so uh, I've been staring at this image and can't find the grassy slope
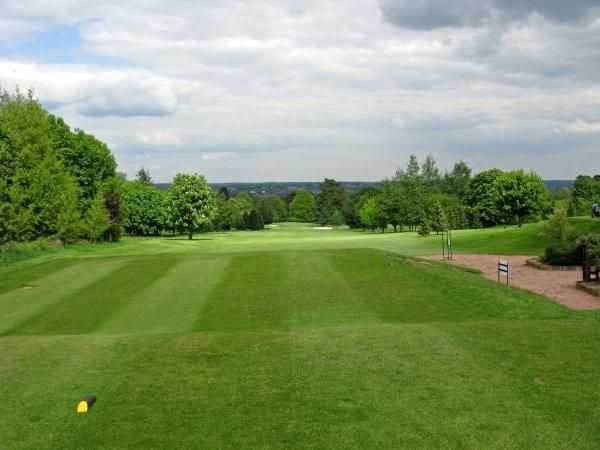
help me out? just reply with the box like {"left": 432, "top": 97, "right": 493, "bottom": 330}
{"left": 2, "top": 222, "right": 600, "bottom": 449}
{"left": 3, "top": 217, "right": 596, "bottom": 268}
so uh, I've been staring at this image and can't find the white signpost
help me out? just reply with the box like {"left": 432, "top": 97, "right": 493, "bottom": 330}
{"left": 498, "top": 260, "right": 510, "bottom": 285}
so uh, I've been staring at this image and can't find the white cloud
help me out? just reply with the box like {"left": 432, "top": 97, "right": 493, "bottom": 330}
{"left": 0, "top": 0, "right": 599, "bottom": 181}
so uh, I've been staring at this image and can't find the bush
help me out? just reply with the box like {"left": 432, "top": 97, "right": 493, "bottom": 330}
{"left": 543, "top": 241, "right": 584, "bottom": 266}
{"left": 578, "top": 234, "right": 600, "bottom": 267}
{"left": 544, "top": 208, "right": 576, "bottom": 243}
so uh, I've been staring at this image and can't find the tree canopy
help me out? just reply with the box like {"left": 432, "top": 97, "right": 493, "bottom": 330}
{"left": 166, "top": 173, "right": 216, "bottom": 240}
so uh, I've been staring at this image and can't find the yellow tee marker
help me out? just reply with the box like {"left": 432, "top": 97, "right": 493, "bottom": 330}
{"left": 76, "top": 395, "right": 97, "bottom": 414}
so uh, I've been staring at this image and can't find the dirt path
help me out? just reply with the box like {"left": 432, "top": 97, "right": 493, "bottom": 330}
{"left": 427, "top": 254, "right": 600, "bottom": 311}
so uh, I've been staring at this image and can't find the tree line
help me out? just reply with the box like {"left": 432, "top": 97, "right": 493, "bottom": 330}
{"left": 1, "top": 89, "right": 559, "bottom": 245}
{"left": 0, "top": 89, "right": 121, "bottom": 245}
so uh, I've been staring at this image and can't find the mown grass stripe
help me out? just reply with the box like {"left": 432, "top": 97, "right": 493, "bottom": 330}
{"left": 0, "top": 258, "right": 78, "bottom": 295}
{"left": 0, "top": 258, "right": 128, "bottom": 335}
{"left": 195, "top": 253, "right": 287, "bottom": 331}
{"left": 99, "top": 255, "right": 231, "bottom": 334}
{"left": 281, "top": 251, "right": 378, "bottom": 328}
{"left": 6, "top": 256, "right": 181, "bottom": 336}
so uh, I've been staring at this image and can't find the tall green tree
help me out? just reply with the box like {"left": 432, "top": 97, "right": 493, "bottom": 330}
{"left": 244, "top": 209, "right": 264, "bottom": 231}
{"left": 421, "top": 155, "right": 441, "bottom": 192}
{"left": 51, "top": 124, "right": 117, "bottom": 205}
{"left": 167, "top": 174, "right": 216, "bottom": 240}
{"left": 443, "top": 161, "right": 472, "bottom": 199}
{"left": 56, "top": 182, "right": 82, "bottom": 245}
{"left": 359, "top": 196, "right": 387, "bottom": 231}
{"left": 466, "top": 169, "right": 503, "bottom": 226}
{"left": 85, "top": 193, "right": 110, "bottom": 243}
{"left": 495, "top": 171, "right": 552, "bottom": 225}
{"left": 122, "top": 181, "right": 166, "bottom": 236}
{"left": 136, "top": 167, "right": 153, "bottom": 185}
{"left": 0, "top": 89, "right": 121, "bottom": 243}
{"left": 430, "top": 201, "right": 447, "bottom": 234}
{"left": 317, "top": 179, "right": 347, "bottom": 225}
{"left": 289, "top": 191, "right": 316, "bottom": 222}
{"left": 569, "top": 175, "right": 600, "bottom": 216}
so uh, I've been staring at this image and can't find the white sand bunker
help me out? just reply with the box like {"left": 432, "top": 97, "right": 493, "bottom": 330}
{"left": 314, "top": 226, "right": 333, "bottom": 230}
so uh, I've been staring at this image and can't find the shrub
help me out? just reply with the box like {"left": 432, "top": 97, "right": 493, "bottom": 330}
{"left": 543, "top": 241, "right": 584, "bottom": 266}
{"left": 578, "top": 234, "right": 600, "bottom": 267}
{"left": 544, "top": 208, "right": 576, "bottom": 243}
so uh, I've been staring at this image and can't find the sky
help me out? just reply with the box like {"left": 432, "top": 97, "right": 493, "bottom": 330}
{"left": 1, "top": 1, "right": 600, "bottom": 182}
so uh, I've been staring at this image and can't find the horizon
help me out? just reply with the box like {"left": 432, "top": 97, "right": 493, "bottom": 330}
{"left": 2, "top": 1, "right": 600, "bottom": 181}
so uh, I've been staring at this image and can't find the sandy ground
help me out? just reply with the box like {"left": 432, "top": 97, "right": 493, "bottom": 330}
{"left": 427, "top": 254, "right": 600, "bottom": 311}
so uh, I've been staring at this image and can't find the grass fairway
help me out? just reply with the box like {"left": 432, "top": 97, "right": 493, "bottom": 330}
{"left": 2, "top": 224, "right": 600, "bottom": 449}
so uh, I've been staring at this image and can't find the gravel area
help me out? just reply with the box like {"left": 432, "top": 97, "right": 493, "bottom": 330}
{"left": 429, "top": 254, "right": 600, "bottom": 311}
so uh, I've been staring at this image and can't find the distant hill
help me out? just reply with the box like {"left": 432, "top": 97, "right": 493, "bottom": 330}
{"left": 155, "top": 181, "right": 380, "bottom": 196}
{"left": 544, "top": 180, "right": 573, "bottom": 192}
{"left": 155, "top": 180, "right": 573, "bottom": 195}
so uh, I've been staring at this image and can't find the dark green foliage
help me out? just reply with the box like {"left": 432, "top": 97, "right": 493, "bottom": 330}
{"left": 244, "top": 209, "right": 264, "bottom": 230}
{"left": 542, "top": 209, "right": 585, "bottom": 266}
{"left": 430, "top": 201, "right": 447, "bottom": 233}
{"left": 578, "top": 234, "right": 600, "bottom": 267}
{"left": 443, "top": 161, "right": 472, "bottom": 199}
{"left": 218, "top": 186, "right": 230, "bottom": 200}
{"left": 421, "top": 154, "right": 441, "bottom": 192}
{"left": 102, "top": 180, "right": 123, "bottom": 242}
{"left": 289, "top": 191, "right": 316, "bottom": 222}
{"left": 257, "top": 195, "right": 287, "bottom": 224}
{"left": 418, "top": 219, "right": 432, "bottom": 236}
{"left": 543, "top": 242, "right": 583, "bottom": 266}
{"left": 317, "top": 178, "right": 348, "bottom": 225}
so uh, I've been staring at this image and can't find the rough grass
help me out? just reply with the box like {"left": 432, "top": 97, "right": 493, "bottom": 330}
{"left": 2, "top": 224, "right": 600, "bottom": 449}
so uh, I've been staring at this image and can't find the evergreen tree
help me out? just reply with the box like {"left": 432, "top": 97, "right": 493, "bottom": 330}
{"left": 430, "top": 201, "right": 447, "bottom": 234}
{"left": 245, "top": 209, "right": 264, "bottom": 231}
{"left": 136, "top": 167, "right": 153, "bottom": 185}
{"left": 317, "top": 179, "right": 348, "bottom": 225}
{"left": 422, "top": 155, "right": 441, "bottom": 192}
{"left": 418, "top": 220, "right": 432, "bottom": 236}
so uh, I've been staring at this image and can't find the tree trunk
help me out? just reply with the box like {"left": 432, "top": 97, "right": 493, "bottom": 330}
{"left": 188, "top": 230, "right": 193, "bottom": 240}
